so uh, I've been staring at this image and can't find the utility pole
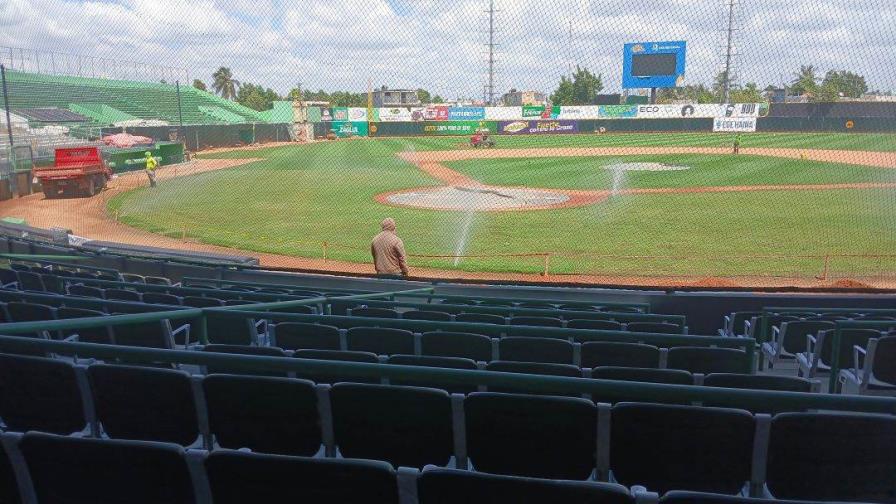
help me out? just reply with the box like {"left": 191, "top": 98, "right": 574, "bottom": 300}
{"left": 721, "top": 0, "right": 738, "bottom": 103}
{"left": 485, "top": 0, "right": 498, "bottom": 106}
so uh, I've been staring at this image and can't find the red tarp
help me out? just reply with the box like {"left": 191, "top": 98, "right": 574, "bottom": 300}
{"left": 102, "top": 133, "right": 154, "bottom": 148}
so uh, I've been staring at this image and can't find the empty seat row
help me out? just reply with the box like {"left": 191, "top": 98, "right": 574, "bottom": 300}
{"left": 4, "top": 434, "right": 794, "bottom": 504}
{"left": 722, "top": 310, "right": 896, "bottom": 338}
{"left": 436, "top": 296, "right": 645, "bottom": 312}
{"left": 0, "top": 356, "right": 890, "bottom": 501}
{"left": 350, "top": 307, "right": 683, "bottom": 333}
{"left": 262, "top": 324, "right": 752, "bottom": 373}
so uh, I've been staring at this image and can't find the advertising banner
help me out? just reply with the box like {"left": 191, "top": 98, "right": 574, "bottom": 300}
{"left": 329, "top": 107, "right": 350, "bottom": 121}
{"left": 522, "top": 105, "right": 545, "bottom": 118}
{"left": 558, "top": 106, "right": 601, "bottom": 120}
{"left": 712, "top": 117, "right": 757, "bottom": 132}
{"left": 484, "top": 107, "right": 521, "bottom": 120}
{"left": 422, "top": 121, "right": 495, "bottom": 136}
{"left": 598, "top": 105, "right": 639, "bottom": 119}
{"left": 422, "top": 105, "right": 449, "bottom": 121}
{"left": 330, "top": 121, "right": 369, "bottom": 137}
{"left": 376, "top": 107, "right": 425, "bottom": 122}
{"left": 347, "top": 107, "right": 368, "bottom": 122}
{"left": 498, "top": 120, "right": 578, "bottom": 135}
{"left": 448, "top": 107, "right": 486, "bottom": 121}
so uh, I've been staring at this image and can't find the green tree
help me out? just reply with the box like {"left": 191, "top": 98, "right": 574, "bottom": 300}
{"left": 192, "top": 79, "right": 207, "bottom": 92}
{"left": 791, "top": 65, "right": 818, "bottom": 98}
{"left": 821, "top": 70, "right": 868, "bottom": 99}
{"left": 431, "top": 95, "right": 444, "bottom": 103}
{"left": 211, "top": 67, "right": 240, "bottom": 100}
{"left": 729, "top": 82, "right": 763, "bottom": 103}
{"left": 550, "top": 66, "right": 603, "bottom": 105}
{"left": 416, "top": 88, "right": 432, "bottom": 104}
{"left": 656, "top": 84, "right": 716, "bottom": 104}
{"left": 236, "top": 83, "right": 281, "bottom": 111}
{"left": 816, "top": 79, "right": 842, "bottom": 102}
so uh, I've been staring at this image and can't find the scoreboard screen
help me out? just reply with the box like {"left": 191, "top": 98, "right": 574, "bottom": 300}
{"left": 631, "top": 53, "right": 678, "bottom": 77}
{"left": 622, "top": 41, "right": 687, "bottom": 89}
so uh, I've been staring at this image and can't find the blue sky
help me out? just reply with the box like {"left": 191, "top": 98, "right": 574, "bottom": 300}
{"left": 1, "top": 0, "right": 894, "bottom": 97}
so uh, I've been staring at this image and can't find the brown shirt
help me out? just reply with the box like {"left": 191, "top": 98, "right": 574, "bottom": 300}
{"left": 371, "top": 231, "right": 409, "bottom": 275}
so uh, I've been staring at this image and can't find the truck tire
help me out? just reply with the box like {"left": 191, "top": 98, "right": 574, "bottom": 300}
{"left": 42, "top": 182, "right": 57, "bottom": 199}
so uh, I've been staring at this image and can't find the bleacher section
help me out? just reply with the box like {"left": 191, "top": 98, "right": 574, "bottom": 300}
{"left": 3, "top": 70, "right": 268, "bottom": 126}
{"left": 0, "top": 259, "right": 895, "bottom": 502}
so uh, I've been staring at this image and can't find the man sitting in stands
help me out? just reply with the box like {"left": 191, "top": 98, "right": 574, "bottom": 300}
{"left": 371, "top": 217, "right": 409, "bottom": 278}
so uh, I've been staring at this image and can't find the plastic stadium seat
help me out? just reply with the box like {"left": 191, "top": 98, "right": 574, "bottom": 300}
{"left": 104, "top": 288, "right": 142, "bottom": 302}
{"left": 56, "top": 307, "right": 113, "bottom": 344}
{"left": 141, "top": 292, "right": 182, "bottom": 305}
{"left": 346, "top": 327, "right": 415, "bottom": 355}
{"left": 456, "top": 312, "right": 506, "bottom": 325}
{"left": 87, "top": 364, "right": 200, "bottom": 446}
{"left": 516, "top": 302, "right": 558, "bottom": 310}
{"left": 5, "top": 301, "right": 56, "bottom": 325}
{"left": 0, "top": 442, "right": 20, "bottom": 504}
{"left": 591, "top": 366, "right": 694, "bottom": 385}
{"left": 610, "top": 403, "right": 755, "bottom": 495}
{"left": 721, "top": 311, "right": 763, "bottom": 337}
{"left": 762, "top": 320, "right": 836, "bottom": 369}
{"left": 120, "top": 273, "right": 145, "bottom": 283}
{"left": 350, "top": 307, "right": 399, "bottom": 319}
{"left": 67, "top": 284, "right": 105, "bottom": 299}
{"left": 566, "top": 319, "right": 624, "bottom": 331}
{"left": 0, "top": 354, "right": 87, "bottom": 435}
{"left": 15, "top": 271, "right": 45, "bottom": 292}
{"left": 580, "top": 341, "right": 661, "bottom": 369}
{"left": 39, "top": 273, "right": 66, "bottom": 294}
{"left": 464, "top": 392, "right": 597, "bottom": 479}
{"left": 271, "top": 322, "right": 341, "bottom": 350}
{"left": 203, "top": 375, "right": 322, "bottom": 456}
{"left": 559, "top": 303, "right": 600, "bottom": 312}
{"left": 660, "top": 491, "right": 821, "bottom": 504}
{"left": 387, "top": 355, "right": 479, "bottom": 394}
{"left": 330, "top": 383, "right": 454, "bottom": 468}
{"left": 498, "top": 337, "right": 574, "bottom": 365}
{"left": 293, "top": 349, "right": 381, "bottom": 384}
{"left": 205, "top": 450, "right": 399, "bottom": 504}
{"left": 111, "top": 320, "right": 177, "bottom": 351}
{"left": 0, "top": 268, "right": 18, "bottom": 287}
{"left": 484, "top": 361, "right": 582, "bottom": 396}
{"left": 703, "top": 373, "right": 813, "bottom": 393}
{"left": 766, "top": 412, "right": 896, "bottom": 502}
{"left": 421, "top": 331, "right": 493, "bottom": 361}
{"left": 666, "top": 347, "right": 751, "bottom": 374}
{"left": 797, "top": 328, "right": 880, "bottom": 379}
{"left": 205, "top": 313, "right": 261, "bottom": 346}
{"left": 181, "top": 296, "right": 224, "bottom": 308}
{"left": 417, "top": 468, "right": 635, "bottom": 504}
{"left": 509, "top": 316, "right": 563, "bottom": 327}
{"left": 144, "top": 276, "right": 172, "bottom": 286}
{"left": 19, "top": 432, "right": 194, "bottom": 504}
{"left": 269, "top": 303, "right": 315, "bottom": 314}
{"left": 402, "top": 309, "right": 452, "bottom": 321}
{"left": 625, "top": 321, "right": 682, "bottom": 334}
{"left": 839, "top": 336, "right": 896, "bottom": 394}
{"left": 203, "top": 344, "right": 288, "bottom": 377}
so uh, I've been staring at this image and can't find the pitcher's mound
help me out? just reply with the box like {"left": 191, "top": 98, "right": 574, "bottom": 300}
{"left": 604, "top": 162, "right": 690, "bottom": 171}
{"left": 384, "top": 185, "right": 571, "bottom": 211}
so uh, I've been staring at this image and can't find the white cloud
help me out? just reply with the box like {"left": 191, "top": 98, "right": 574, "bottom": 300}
{"left": 0, "top": 0, "right": 894, "bottom": 97}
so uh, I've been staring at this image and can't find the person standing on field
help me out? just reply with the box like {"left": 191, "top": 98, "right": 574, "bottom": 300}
{"left": 144, "top": 151, "right": 158, "bottom": 187}
{"left": 733, "top": 133, "right": 742, "bottom": 154}
{"left": 371, "top": 218, "right": 409, "bottom": 278}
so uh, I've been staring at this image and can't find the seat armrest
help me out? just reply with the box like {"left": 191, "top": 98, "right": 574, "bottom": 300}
{"left": 853, "top": 344, "right": 867, "bottom": 375}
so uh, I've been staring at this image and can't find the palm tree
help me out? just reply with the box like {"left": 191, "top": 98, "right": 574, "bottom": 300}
{"left": 791, "top": 65, "right": 817, "bottom": 98}
{"left": 211, "top": 67, "right": 240, "bottom": 100}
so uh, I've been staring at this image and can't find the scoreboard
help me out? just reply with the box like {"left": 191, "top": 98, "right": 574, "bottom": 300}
{"left": 622, "top": 41, "right": 687, "bottom": 89}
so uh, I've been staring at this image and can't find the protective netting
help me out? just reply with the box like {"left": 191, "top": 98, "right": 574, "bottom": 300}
{"left": 1, "top": 0, "right": 895, "bottom": 288}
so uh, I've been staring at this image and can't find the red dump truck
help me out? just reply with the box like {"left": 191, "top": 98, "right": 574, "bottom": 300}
{"left": 35, "top": 146, "right": 113, "bottom": 198}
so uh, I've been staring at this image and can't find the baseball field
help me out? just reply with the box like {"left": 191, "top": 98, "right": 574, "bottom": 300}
{"left": 107, "top": 132, "right": 896, "bottom": 286}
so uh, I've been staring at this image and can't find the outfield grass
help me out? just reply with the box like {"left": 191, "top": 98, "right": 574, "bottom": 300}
{"left": 110, "top": 133, "right": 896, "bottom": 278}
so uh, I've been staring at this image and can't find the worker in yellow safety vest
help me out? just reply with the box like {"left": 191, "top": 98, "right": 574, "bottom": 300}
{"left": 144, "top": 151, "right": 158, "bottom": 187}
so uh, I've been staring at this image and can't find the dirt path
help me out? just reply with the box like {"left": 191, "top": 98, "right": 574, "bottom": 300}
{"left": 3, "top": 145, "right": 896, "bottom": 289}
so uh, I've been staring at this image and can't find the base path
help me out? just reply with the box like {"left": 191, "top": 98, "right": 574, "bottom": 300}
{"left": 2, "top": 146, "right": 895, "bottom": 289}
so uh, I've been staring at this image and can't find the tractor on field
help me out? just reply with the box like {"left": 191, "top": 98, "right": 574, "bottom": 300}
{"left": 469, "top": 129, "right": 495, "bottom": 148}
{"left": 34, "top": 146, "right": 112, "bottom": 198}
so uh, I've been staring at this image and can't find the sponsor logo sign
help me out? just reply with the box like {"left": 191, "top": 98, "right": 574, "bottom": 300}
{"left": 598, "top": 105, "right": 639, "bottom": 119}
{"left": 422, "top": 121, "right": 493, "bottom": 136}
{"left": 522, "top": 105, "right": 545, "bottom": 118}
{"left": 712, "top": 117, "right": 757, "bottom": 132}
{"left": 448, "top": 107, "right": 485, "bottom": 120}
{"left": 329, "top": 121, "right": 369, "bottom": 137}
{"left": 498, "top": 120, "right": 578, "bottom": 135}
{"left": 423, "top": 106, "right": 449, "bottom": 121}
{"left": 348, "top": 107, "right": 368, "bottom": 121}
